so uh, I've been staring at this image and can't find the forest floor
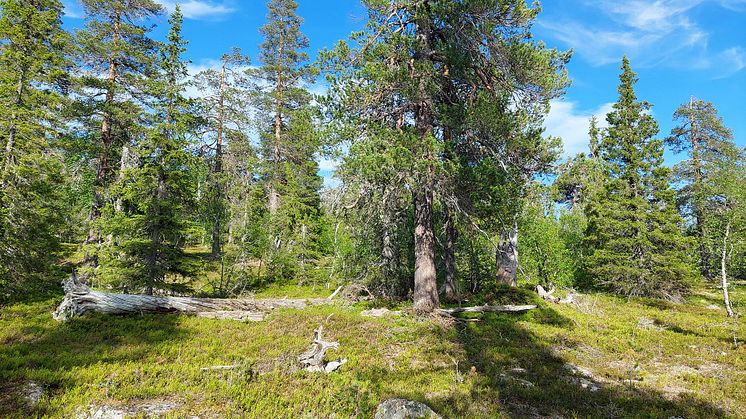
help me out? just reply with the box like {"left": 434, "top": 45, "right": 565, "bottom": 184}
{"left": 0, "top": 259, "right": 744, "bottom": 418}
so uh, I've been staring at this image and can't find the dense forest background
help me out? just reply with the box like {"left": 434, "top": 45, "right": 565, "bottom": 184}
{"left": 1, "top": 0, "right": 744, "bottom": 315}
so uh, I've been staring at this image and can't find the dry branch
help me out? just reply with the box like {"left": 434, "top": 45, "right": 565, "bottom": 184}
{"left": 437, "top": 304, "right": 536, "bottom": 315}
{"left": 53, "top": 277, "right": 330, "bottom": 322}
{"left": 298, "top": 325, "right": 347, "bottom": 373}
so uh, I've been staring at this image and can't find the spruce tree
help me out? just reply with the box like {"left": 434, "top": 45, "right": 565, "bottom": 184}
{"left": 0, "top": 0, "right": 69, "bottom": 298}
{"left": 666, "top": 98, "right": 736, "bottom": 279}
{"left": 251, "top": 0, "right": 323, "bottom": 281}
{"left": 584, "top": 57, "right": 695, "bottom": 299}
{"left": 99, "top": 7, "right": 197, "bottom": 294}
{"left": 75, "top": 0, "right": 162, "bottom": 276}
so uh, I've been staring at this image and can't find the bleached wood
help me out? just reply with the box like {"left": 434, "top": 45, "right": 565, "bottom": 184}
{"left": 437, "top": 304, "right": 536, "bottom": 315}
{"left": 53, "top": 277, "right": 329, "bottom": 322}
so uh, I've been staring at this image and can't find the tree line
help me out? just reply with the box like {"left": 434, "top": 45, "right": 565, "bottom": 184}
{"left": 1, "top": 0, "right": 743, "bottom": 315}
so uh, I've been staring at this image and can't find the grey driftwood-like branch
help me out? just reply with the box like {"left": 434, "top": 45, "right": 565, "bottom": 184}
{"left": 436, "top": 304, "right": 537, "bottom": 315}
{"left": 53, "top": 277, "right": 331, "bottom": 322}
{"left": 298, "top": 325, "right": 347, "bottom": 373}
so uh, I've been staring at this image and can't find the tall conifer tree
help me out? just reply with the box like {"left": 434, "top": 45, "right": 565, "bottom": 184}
{"left": 667, "top": 98, "right": 736, "bottom": 278}
{"left": 252, "top": 0, "right": 323, "bottom": 281}
{"left": 0, "top": 0, "right": 68, "bottom": 297}
{"left": 75, "top": 0, "right": 162, "bottom": 275}
{"left": 100, "top": 7, "right": 197, "bottom": 294}
{"left": 584, "top": 57, "right": 694, "bottom": 299}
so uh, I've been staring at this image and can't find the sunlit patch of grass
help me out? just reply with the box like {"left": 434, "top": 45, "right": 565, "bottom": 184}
{"left": 1, "top": 282, "right": 743, "bottom": 417}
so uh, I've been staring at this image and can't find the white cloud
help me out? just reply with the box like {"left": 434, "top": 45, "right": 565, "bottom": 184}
{"left": 544, "top": 100, "right": 614, "bottom": 157}
{"left": 159, "top": 1, "right": 236, "bottom": 20}
{"left": 540, "top": 0, "right": 743, "bottom": 74}
{"left": 62, "top": 0, "right": 236, "bottom": 20}
{"left": 713, "top": 47, "right": 746, "bottom": 78}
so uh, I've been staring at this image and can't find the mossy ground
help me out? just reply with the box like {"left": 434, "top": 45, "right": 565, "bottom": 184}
{"left": 1, "top": 271, "right": 744, "bottom": 417}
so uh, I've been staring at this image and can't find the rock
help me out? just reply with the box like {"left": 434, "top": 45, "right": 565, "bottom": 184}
{"left": 567, "top": 376, "right": 603, "bottom": 392}
{"left": 499, "top": 373, "right": 535, "bottom": 388}
{"left": 341, "top": 284, "right": 374, "bottom": 302}
{"left": 706, "top": 304, "right": 722, "bottom": 311}
{"left": 23, "top": 381, "right": 43, "bottom": 406}
{"left": 374, "top": 399, "right": 441, "bottom": 419}
{"left": 80, "top": 401, "right": 180, "bottom": 419}
{"left": 361, "top": 308, "right": 402, "bottom": 317}
{"left": 563, "top": 363, "right": 594, "bottom": 378}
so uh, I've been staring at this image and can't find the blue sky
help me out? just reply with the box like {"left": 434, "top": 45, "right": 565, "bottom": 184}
{"left": 61, "top": 0, "right": 746, "bottom": 177}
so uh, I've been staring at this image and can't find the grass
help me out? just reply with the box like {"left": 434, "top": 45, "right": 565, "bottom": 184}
{"left": 0, "top": 280, "right": 744, "bottom": 418}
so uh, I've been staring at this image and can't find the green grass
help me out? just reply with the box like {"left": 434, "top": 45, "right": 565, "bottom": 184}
{"left": 1, "top": 283, "right": 744, "bottom": 418}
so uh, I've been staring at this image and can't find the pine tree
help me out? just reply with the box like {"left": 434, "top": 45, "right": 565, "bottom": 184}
{"left": 323, "top": 0, "right": 569, "bottom": 312}
{"left": 0, "top": 0, "right": 69, "bottom": 298}
{"left": 666, "top": 98, "right": 736, "bottom": 279}
{"left": 251, "top": 0, "right": 323, "bottom": 281}
{"left": 75, "top": 0, "right": 162, "bottom": 276}
{"left": 193, "top": 48, "right": 251, "bottom": 259}
{"left": 99, "top": 7, "right": 198, "bottom": 294}
{"left": 584, "top": 57, "right": 695, "bottom": 299}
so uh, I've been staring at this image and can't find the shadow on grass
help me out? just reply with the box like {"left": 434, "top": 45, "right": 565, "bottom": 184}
{"left": 444, "top": 305, "right": 726, "bottom": 418}
{"left": 0, "top": 309, "right": 186, "bottom": 417}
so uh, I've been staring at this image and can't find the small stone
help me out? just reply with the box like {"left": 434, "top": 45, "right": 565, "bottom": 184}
{"left": 23, "top": 381, "right": 43, "bottom": 406}
{"left": 374, "top": 399, "right": 441, "bottom": 419}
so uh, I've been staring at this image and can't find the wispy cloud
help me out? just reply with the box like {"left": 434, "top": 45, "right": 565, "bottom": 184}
{"left": 544, "top": 100, "right": 615, "bottom": 158}
{"left": 62, "top": 0, "right": 236, "bottom": 20}
{"left": 159, "top": 1, "right": 236, "bottom": 20}
{"left": 539, "top": 0, "right": 744, "bottom": 76}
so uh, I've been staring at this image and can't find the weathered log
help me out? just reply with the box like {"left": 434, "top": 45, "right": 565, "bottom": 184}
{"left": 537, "top": 285, "right": 559, "bottom": 303}
{"left": 298, "top": 325, "right": 347, "bottom": 373}
{"left": 437, "top": 304, "right": 536, "bottom": 315}
{"left": 53, "top": 277, "right": 330, "bottom": 322}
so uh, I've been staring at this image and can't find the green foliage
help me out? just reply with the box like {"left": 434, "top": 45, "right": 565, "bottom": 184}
{"left": 0, "top": 0, "right": 69, "bottom": 300}
{"left": 97, "top": 7, "right": 199, "bottom": 293}
{"left": 584, "top": 57, "right": 696, "bottom": 299}
{"left": 518, "top": 187, "right": 578, "bottom": 288}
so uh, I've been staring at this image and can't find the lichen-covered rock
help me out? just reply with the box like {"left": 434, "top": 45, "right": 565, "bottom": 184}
{"left": 374, "top": 399, "right": 441, "bottom": 419}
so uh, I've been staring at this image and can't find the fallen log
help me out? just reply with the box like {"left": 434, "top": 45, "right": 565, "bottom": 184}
{"left": 437, "top": 304, "right": 537, "bottom": 315}
{"left": 53, "top": 277, "right": 330, "bottom": 322}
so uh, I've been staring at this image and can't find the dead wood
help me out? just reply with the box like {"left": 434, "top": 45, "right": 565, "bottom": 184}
{"left": 53, "top": 276, "right": 330, "bottom": 322}
{"left": 437, "top": 304, "right": 537, "bottom": 315}
{"left": 297, "top": 325, "right": 347, "bottom": 373}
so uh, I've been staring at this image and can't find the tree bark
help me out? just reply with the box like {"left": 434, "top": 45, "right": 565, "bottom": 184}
{"left": 689, "top": 97, "right": 710, "bottom": 279}
{"left": 721, "top": 219, "right": 734, "bottom": 317}
{"left": 412, "top": 0, "right": 439, "bottom": 314}
{"left": 268, "top": 41, "right": 284, "bottom": 215}
{"left": 442, "top": 208, "right": 458, "bottom": 301}
{"left": 496, "top": 221, "right": 518, "bottom": 287}
{"left": 53, "top": 277, "right": 331, "bottom": 322}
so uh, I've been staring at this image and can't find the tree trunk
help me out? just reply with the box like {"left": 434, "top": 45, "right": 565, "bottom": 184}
{"left": 268, "top": 41, "right": 284, "bottom": 215}
{"left": 442, "top": 208, "right": 458, "bottom": 301}
{"left": 211, "top": 61, "right": 227, "bottom": 258}
{"left": 411, "top": 2, "right": 439, "bottom": 314}
{"left": 496, "top": 221, "right": 518, "bottom": 287}
{"left": 721, "top": 220, "right": 734, "bottom": 317}
{"left": 53, "top": 277, "right": 331, "bottom": 322}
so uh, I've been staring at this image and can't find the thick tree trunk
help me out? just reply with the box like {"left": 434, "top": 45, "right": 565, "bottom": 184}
{"left": 53, "top": 277, "right": 330, "bottom": 322}
{"left": 413, "top": 185, "right": 439, "bottom": 313}
{"left": 496, "top": 221, "right": 518, "bottom": 287}
{"left": 442, "top": 208, "right": 458, "bottom": 301}
{"left": 412, "top": 0, "right": 439, "bottom": 314}
{"left": 721, "top": 220, "right": 734, "bottom": 317}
